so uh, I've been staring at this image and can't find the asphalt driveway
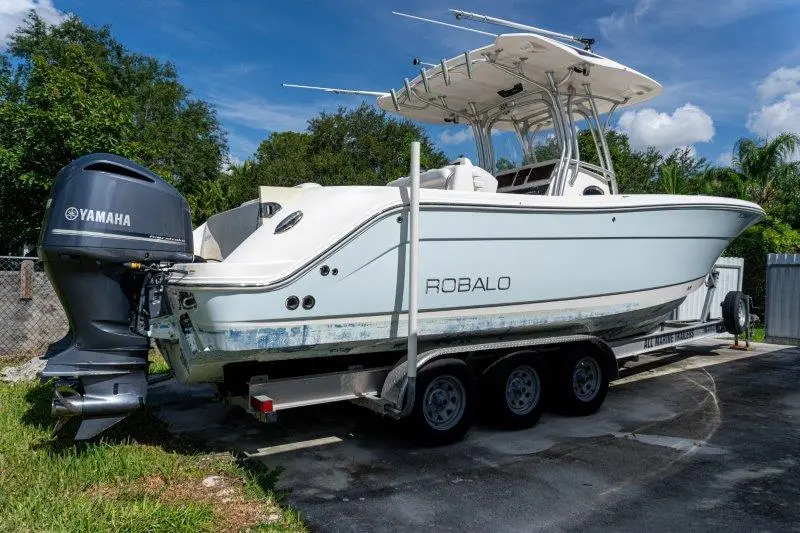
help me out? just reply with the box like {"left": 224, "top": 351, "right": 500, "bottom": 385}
{"left": 152, "top": 339, "right": 800, "bottom": 532}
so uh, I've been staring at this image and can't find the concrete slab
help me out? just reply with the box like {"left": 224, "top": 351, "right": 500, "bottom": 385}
{"left": 151, "top": 339, "right": 800, "bottom": 532}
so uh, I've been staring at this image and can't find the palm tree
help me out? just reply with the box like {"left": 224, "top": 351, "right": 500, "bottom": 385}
{"left": 700, "top": 133, "right": 800, "bottom": 209}
{"left": 657, "top": 162, "right": 688, "bottom": 194}
{"left": 693, "top": 166, "right": 746, "bottom": 198}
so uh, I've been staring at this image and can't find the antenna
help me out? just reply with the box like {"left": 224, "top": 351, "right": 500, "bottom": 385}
{"left": 282, "top": 84, "right": 390, "bottom": 97}
{"left": 449, "top": 9, "right": 595, "bottom": 51}
{"left": 392, "top": 11, "right": 497, "bottom": 37}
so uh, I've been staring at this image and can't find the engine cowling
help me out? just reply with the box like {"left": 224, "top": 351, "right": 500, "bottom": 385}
{"left": 38, "top": 153, "right": 193, "bottom": 439}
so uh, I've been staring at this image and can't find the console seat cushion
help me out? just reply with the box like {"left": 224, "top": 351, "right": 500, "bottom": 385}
{"left": 387, "top": 158, "right": 498, "bottom": 193}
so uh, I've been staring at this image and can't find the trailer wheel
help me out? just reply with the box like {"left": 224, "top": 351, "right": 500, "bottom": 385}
{"left": 484, "top": 354, "right": 546, "bottom": 430}
{"left": 554, "top": 346, "right": 609, "bottom": 416}
{"left": 721, "top": 290, "right": 747, "bottom": 335}
{"left": 406, "top": 358, "right": 474, "bottom": 446}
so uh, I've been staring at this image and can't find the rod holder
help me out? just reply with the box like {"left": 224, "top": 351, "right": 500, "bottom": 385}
{"left": 404, "top": 78, "right": 414, "bottom": 103}
{"left": 420, "top": 68, "right": 430, "bottom": 92}
{"left": 440, "top": 59, "right": 451, "bottom": 85}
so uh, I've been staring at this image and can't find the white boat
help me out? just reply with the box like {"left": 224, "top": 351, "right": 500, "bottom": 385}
{"left": 154, "top": 25, "right": 763, "bottom": 384}
{"left": 39, "top": 10, "right": 763, "bottom": 440}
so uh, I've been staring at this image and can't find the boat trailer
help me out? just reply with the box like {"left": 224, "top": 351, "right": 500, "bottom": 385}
{"left": 215, "top": 145, "right": 750, "bottom": 445}
{"left": 226, "top": 284, "right": 740, "bottom": 425}
{"left": 40, "top": 145, "right": 751, "bottom": 444}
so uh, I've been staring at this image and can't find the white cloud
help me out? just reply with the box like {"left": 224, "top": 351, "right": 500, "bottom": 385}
{"left": 227, "top": 131, "right": 259, "bottom": 160}
{"left": 596, "top": 12, "right": 627, "bottom": 42}
{"left": 595, "top": 2, "right": 786, "bottom": 125}
{"left": 213, "top": 94, "right": 313, "bottom": 132}
{"left": 747, "top": 92, "right": 800, "bottom": 137}
{"left": 212, "top": 92, "right": 354, "bottom": 134}
{"left": 715, "top": 150, "right": 734, "bottom": 167}
{"left": 0, "top": 0, "right": 66, "bottom": 47}
{"left": 616, "top": 103, "right": 715, "bottom": 153}
{"left": 220, "top": 154, "right": 243, "bottom": 174}
{"left": 757, "top": 67, "right": 800, "bottom": 101}
{"left": 597, "top": 0, "right": 654, "bottom": 40}
{"left": 748, "top": 67, "right": 800, "bottom": 138}
{"left": 598, "top": 0, "right": 791, "bottom": 40}
{"left": 439, "top": 128, "right": 472, "bottom": 145}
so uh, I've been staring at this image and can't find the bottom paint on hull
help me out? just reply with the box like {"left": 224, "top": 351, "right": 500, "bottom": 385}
{"left": 159, "top": 278, "right": 702, "bottom": 383}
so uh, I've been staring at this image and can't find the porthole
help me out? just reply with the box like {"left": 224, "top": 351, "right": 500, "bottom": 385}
{"left": 286, "top": 296, "right": 299, "bottom": 310}
{"left": 582, "top": 185, "right": 604, "bottom": 196}
{"left": 302, "top": 295, "right": 316, "bottom": 310}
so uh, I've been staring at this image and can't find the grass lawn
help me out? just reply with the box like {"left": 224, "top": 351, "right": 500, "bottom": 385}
{"left": 149, "top": 349, "right": 171, "bottom": 375}
{"left": 750, "top": 325, "right": 766, "bottom": 342}
{"left": 0, "top": 368, "right": 306, "bottom": 531}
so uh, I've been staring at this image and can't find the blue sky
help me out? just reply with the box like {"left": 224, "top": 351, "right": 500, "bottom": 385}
{"left": 3, "top": 0, "right": 800, "bottom": 167}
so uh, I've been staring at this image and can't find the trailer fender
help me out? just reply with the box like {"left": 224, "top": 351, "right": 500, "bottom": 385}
{"left": 476, "top": 339, "right": 618, "bottom": 381}
{"left": 583, "top": 339, "right": 619, "bottom": 381}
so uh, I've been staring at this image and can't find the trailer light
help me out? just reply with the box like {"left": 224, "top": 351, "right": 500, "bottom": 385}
{"left": 250, "top": 395, "right": 274, "bottom": 413}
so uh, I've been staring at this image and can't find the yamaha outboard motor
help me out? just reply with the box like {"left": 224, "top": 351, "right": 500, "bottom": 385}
{"left": 39, "top": 153, "right": 193, "bottom": 439}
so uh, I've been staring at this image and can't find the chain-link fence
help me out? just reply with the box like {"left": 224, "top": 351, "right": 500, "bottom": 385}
{"left": 0, "top": 256, "right": 68, "bottom": 360}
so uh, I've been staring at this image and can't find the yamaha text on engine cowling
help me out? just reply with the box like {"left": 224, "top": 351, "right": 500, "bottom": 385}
{"left": 39, "top": 153, "right": 193, "bottom": 439}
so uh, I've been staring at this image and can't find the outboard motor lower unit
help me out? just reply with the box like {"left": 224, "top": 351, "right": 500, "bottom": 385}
{"left": 39, "top": 153, "right": 193, "bottom": 439}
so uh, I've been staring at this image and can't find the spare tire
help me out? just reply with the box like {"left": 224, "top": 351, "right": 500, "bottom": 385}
{"left": 722, "top": 291, "right": 748, "bottom": 335}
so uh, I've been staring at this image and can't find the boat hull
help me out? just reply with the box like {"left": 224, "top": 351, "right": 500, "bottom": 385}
{"left": 158, "top": 194, "right": 762, "bottom": 384}
{"left": 159, "top": 277, "right": 703, "bottom": 383}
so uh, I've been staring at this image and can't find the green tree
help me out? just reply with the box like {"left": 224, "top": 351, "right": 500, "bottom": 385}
{"left": 208, "top": 104, "right": 449, "bottom": 217}
{"left": 0, "top": 13, "right": 227, "bottom": 251}
{"left": 662, "top": 147, "right": 707, "bottom": 178}
{"left": 10, "top": 14, "right": 227, "bottom": 194}
{"left": 496, "top": 157, "right": 515, "bottom": 171}
{"left": 188, "top": 160, "right": 262, "bottom": 221}
{"left": 0, "top": 44, "right": 140, "bottom": 248}
{"left": 253, "top": 131, "right": 314, "bottom": 187}
{"left": 196, "top": 104, "right": 449, "bottom": 221}
{"left": 304, "top": 103, "right": 448, "bottom": 186}
{"left": 688, "top": 134, "right": 800, "bottom": 309}
{"left": 725, "top": 216, "right": 800, "bottom": 309}
{"left": 531, "top": 135, "right": 561, "bottom": 163}
{"left": 656, "top": 162, "right": 688, "bottom": 194}
{"left": 699, "top": 134, "right": 800, "bottom": 212}
{"left": 577, "top": 130, "right": 662, "bottom": 193}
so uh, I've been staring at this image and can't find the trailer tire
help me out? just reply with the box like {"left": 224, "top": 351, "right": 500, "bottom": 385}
{"left": 722, "top": 290, "right": 747, "bottom": 335}
{"left": 406, "top": 358, "right": 474, "bottom": 446}
{"left": 483, "top": 353, "right": 546, "bottom": 430}
{"left": 553, "top": 346, "right": 609, "bottom": 416}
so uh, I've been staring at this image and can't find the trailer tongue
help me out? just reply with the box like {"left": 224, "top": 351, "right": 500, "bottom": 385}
{"left": 38, "top": 153, "right": 193, "bottom": 439}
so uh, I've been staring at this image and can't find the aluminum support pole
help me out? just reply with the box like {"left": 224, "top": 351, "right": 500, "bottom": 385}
{"left": 547, "top": 71, "right": 570, "bottom": 195}
{"left": 407, "top": 141, "right": 420, "bottom": 382}
{"left": 584, "top": 83, "right": 617, "bottom": 192}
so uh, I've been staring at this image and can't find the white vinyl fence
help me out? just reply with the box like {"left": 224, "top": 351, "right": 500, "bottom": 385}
{"left": 674, "top": 257, "right": 744, "bottom": 321}
{"left": 765, "top": 253, "right": 800, "bottom": 345}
